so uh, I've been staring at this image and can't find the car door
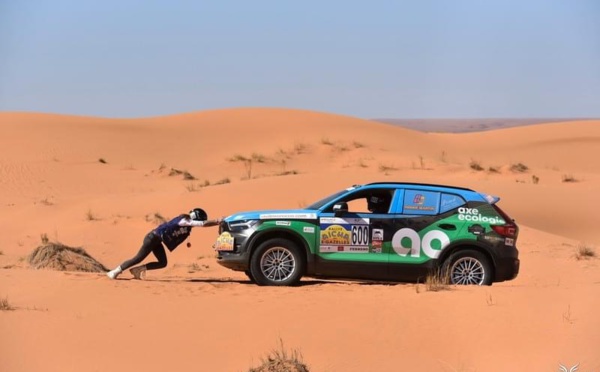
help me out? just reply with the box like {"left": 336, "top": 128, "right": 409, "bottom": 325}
{"left": 387, "top": 189, "right": 467, "bottom": 281}
{"left": 314, "top": 188, "right": 397, "bottom": 281}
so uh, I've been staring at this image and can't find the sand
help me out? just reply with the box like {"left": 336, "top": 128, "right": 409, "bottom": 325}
{"left": 0, "top": 108, "right": 598, "bottom": 372}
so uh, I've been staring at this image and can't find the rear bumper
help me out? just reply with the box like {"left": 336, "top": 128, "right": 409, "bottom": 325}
{"left": 494, "top": 256, "right": 520, "bottom": 282}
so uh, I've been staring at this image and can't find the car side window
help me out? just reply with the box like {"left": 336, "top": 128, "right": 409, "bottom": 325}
{"left": 332, "top": 189, "right": 394, "bottom": 214}
{"left": 440, "top": 193, "right": 466, "bottom": 213}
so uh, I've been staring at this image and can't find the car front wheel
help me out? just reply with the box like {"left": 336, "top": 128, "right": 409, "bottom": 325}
{"left": 443, "top": 249, "right": 493, "bottom": 286}
{"left": 250, "top": 238, "right": 304, "bottom": 286}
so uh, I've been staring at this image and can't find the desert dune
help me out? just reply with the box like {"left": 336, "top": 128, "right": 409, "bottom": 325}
{"left": 0, "top": 108, "right": 598, "bottom": 372}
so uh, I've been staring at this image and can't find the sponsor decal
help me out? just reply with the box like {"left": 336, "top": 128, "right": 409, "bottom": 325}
{"left": 483, "top": 235, "right": 504, "bottom": 243}
{"left": 320, "top": 245, "right": 369, "bottom": 253}
{"left": 320, "top": 217, "right": 369, "bottom": 224}
{"left": 214, "top": 232, "right": 234, "bottom": 251}
{"left": 505, "top": 237, "right": 515, "bottom": 246}
{"left": 392, "top": 228, "right": 450, "bottom": 259}
{"left": 321, "top": 225, "right": 351, "bottom": 245}
{"left": 303, "top": 226, "right": 315, "bottom": 233}
{"left": 372, "top": 228, "right": 384, "bottom": 241}
{"left": 413, "top": 194, "right": 425, "bottom": 204}
{"left": 275, "top": 221, "right": 291, "bottom": 226}
{"left": 259, "top": 213, "right": 317, "bottom": 219}
{"left": 458, "top": 207, "right": 504, "bottom": 224}
{"left": 403, "top": 190, "right": 440, "bottom": 214}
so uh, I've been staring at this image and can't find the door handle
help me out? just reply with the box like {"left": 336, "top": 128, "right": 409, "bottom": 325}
{"left": 438, "top": 223, "right": 456, "bottom": 231}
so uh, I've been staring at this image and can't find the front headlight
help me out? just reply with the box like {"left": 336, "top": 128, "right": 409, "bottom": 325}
{"left": 228, "top": 219, "right": 259, "bottom": 232}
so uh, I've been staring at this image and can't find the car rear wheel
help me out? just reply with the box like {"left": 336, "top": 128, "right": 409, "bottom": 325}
{"left": 250, "top": 238, "right": 304, "bottom": 286}
{"left": 443, "top": 249, "right": 493, "bottom": 286}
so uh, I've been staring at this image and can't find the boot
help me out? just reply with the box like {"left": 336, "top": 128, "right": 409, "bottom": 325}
{"left": 107, "top": 266, "right": 123, "bottom": 279}
{"left": 130, "top": 265, "right": 147, "bottom": 280}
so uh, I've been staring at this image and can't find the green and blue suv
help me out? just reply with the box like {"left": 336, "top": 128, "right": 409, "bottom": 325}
{"left": 214, "top": 182, "right": 520, "bottom": 286}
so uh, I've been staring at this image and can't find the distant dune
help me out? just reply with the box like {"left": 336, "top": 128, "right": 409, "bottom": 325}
{"left": 373, "top": 117, "right": 599, "bottom": 132}
{"left": 0, "top": 108, "right": 598, "bottom": 372}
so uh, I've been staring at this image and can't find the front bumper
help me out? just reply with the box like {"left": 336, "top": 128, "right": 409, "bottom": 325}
{"left": 216, "top": 250, "right": 251, "bottom": 271}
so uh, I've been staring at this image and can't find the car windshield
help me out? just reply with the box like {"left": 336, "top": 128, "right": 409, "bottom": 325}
{"left": 306, "top": 189, "right": 350, "bottom": 210}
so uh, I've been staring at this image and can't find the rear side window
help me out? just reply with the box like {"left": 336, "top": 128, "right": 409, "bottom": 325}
{"left": 440, "top": 193, "right": 466, "bottom": 213}
{"left": 403, "top": 190, "right": 441, "bottom": 215}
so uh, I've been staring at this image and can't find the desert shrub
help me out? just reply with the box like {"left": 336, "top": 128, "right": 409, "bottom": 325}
{"left": 562, "top": 174, "right": 578, "bottom": 183}
{"left": 510, "top": 162, "right": 529, "bottom": 173}
{"left": 378, "top": 164, "right": 398, "bottom": 173}
{"left": 469, "top": 161, "right": 484, "bottom": 171}
{"left": 488, "top": 166, "right": 500, "bottom": 173}
{"left": 86, "top": 209, "right": 98, "bottom": 221}
{"left": 148, "top": 212, "right": 167, "bottom": 225}
{"left": 575, "top": 244, "right": 596, "bottom": 260}
{"left": 28, "top": 242, "right": 108, "bottom": 272}
{"left": 0, "top": 297, "right": 14, "bottom": 311}
{"left": 532, "top": 175, "right": 539, "bottom": 184}
{"left": 215, "top": 178, "right": 231, "bottom": 185}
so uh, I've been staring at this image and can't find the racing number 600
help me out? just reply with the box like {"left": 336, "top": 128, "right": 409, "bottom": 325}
{"left": 351, "top": 225, "right": 369, "bottom": 245}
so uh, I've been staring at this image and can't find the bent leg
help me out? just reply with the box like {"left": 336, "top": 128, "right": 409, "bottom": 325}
{"left": 120, "top": 232, "right": 156, "bottom": 271}
{"left": 146, "top": 243, "right": 168, "bottom": 270}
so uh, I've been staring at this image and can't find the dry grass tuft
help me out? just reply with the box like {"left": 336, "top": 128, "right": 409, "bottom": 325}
{"left": 378, "top": 163, "right": 398, "bottom": 173}
{"left": 0, "top": 296, "right": 15, "bottom": 311}
{"left": 28, "top": 242, "right": 108, "bottom": 272}
{"left": 562, "top": 174, "right": 579, "bottom": 183}
{"left": 469, "top": 160, "right": 484, "bottom": 171}
{"left": 575, "top": 244, "right": 596, "bottom": 260}
{"left": 214, "top": 177, "right": 231, "bottom": 185}
{"left": 248, "top": 339, "right": 309, "bottom": 372}
{"left": 86, "top": 209, "right": 99, "bottom": 221}
{"left": 425, "top": 269, "right": 450, "bottom": 292}
{"left": 146, "top": 212, "right": 167, "bottom": 225}
{"left": 510, "top": 162, "right": 529, "bottom": 173}
{"left": 168, "top": 168, "right": 196, "bottom": 180}
{"left": 487, "top": 166, "right": 501, "bottom": 173}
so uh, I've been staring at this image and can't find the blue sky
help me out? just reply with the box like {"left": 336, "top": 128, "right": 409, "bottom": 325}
{"left": 1, "top": 0, "right": 599, "bottom": 119}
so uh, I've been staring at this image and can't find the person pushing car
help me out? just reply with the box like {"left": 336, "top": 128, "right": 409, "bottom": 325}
{"left": 107, "top": 208, "right": 221, "bottom": 280}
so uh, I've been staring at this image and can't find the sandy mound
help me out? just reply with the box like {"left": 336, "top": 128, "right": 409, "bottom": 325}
{"left": 28, "top": 242, "right": 108, "bottom": 272}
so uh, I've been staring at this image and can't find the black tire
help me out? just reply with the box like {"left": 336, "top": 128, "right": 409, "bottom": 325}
{"left": 244, "top": 270, "right": 256, "bottom": 283}
{"left": 250, "top": 238, "right": 305, "bottom": 286}
{"left": 442, "top": 249, "right": 493, "bottom": 286}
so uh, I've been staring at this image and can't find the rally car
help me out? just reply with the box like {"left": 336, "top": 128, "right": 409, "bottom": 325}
{"left": 214, "top": 182, "right": 520, "bottom": 286}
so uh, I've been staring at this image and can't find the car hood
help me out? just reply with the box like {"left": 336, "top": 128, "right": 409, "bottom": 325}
{"left": 225, "top": 209, "right": 319, "bottom": 222}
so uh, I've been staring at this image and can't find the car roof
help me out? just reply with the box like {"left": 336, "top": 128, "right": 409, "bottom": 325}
{"left": 356, "top": 182, "right": 487, "bottom": 202}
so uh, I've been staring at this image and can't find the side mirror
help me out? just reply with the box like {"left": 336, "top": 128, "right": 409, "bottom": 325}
{"left": 332, "top": 202, "right": 348, "bottom": 216}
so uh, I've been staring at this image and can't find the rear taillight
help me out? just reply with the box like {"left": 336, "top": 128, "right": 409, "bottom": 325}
{"left": 491, "top": 205, "right": 518, "bottom": 238}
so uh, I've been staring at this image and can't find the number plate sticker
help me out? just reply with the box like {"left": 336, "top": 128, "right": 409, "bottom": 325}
{"left": 214, "top": 232, "right": 235, "bottom": 251}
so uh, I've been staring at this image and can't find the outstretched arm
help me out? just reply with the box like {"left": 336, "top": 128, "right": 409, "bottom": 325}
{"left": 178, "top": 218, "right": 222, "bottom": 227}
